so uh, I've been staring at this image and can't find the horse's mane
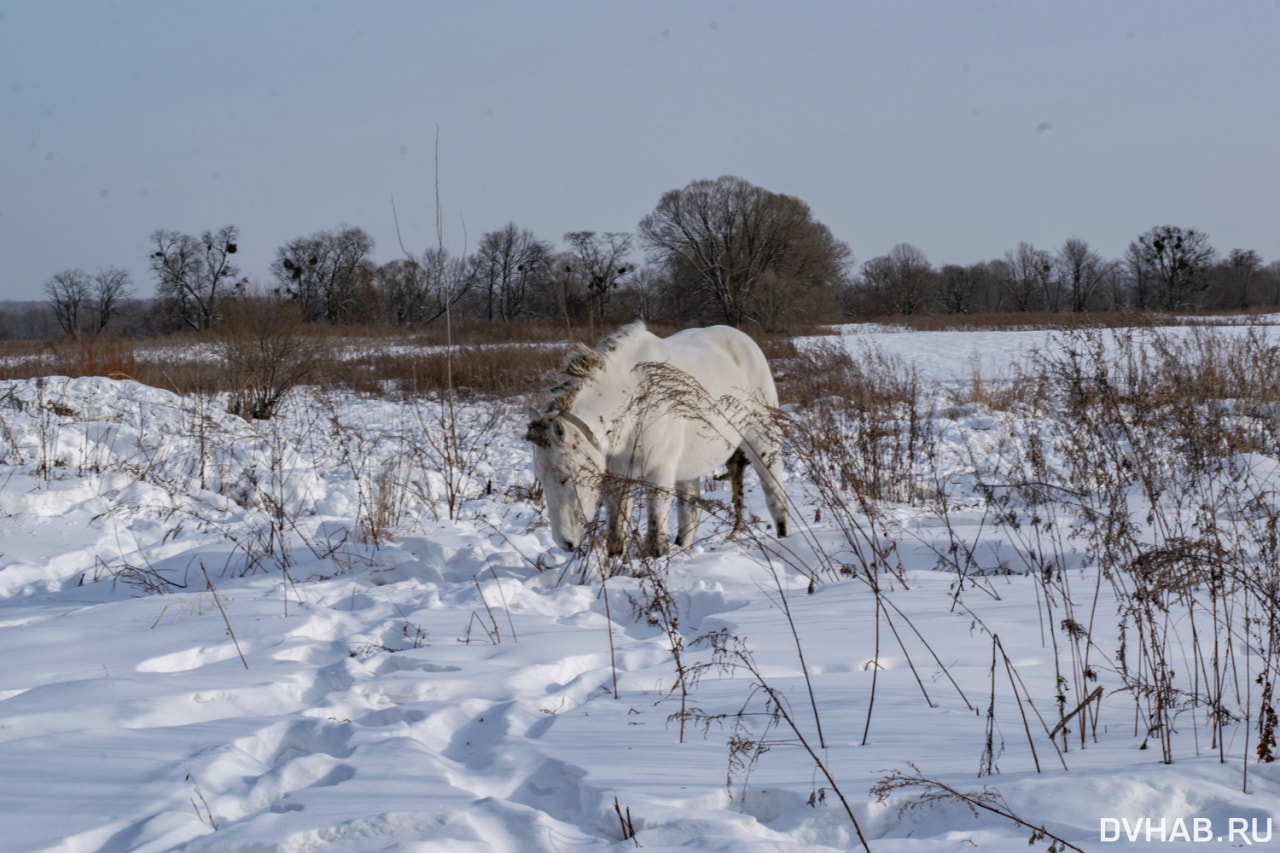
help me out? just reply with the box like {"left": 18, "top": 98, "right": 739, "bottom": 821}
{"left": 547, "top": 320, "right": 649, "bottom": 412}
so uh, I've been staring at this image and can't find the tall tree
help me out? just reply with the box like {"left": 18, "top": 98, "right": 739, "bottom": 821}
{"left": 1123, "top": 242, "right": 1154, "bottom": 309}
{"left": 1129, "top": 225, "right": 1216, "bottom": 310}
{"left": 1002, "top": 242, "right": 1052, "bottom": 312}
{"left": 935, "top": 264, "right": 977, "bottom": 315}
{"left": 637, "top": 175, "right": 851, "bottom": 328}
{"left": 1054, "top": 238, "right": 1110, "bottom": 313}
{"left": 858, "top": 243, "right": 935, "bottom": 316}
{"left": 89, "top": 266, "right": 132, "bottom": 333}
{"left": 149, "top": 225, "right": 241, "bottom": 330}
{"left": 1206, "top": 248, "right": 1264, "bottom": 310}
{"left": 470, "top": 223, "right": 553, "bottom": 321}
{"left": 44, "top": 269, "right": 91, "bottom": 335}
{"left": 374, "top": 248, "right": 472, "bottom": 325}
{"left": 563, "top": 231, "right": 632, "bottom": 323}
{"left": 271, "top": 226, "right": 376, "bottom": 324}
{"left": 1262, "top": 261, "right": 1280, "bottom": 307}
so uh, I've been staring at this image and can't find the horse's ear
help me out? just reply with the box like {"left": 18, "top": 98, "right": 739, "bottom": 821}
{"left": 526, "top": 406, "right": 541, "bottom": 421}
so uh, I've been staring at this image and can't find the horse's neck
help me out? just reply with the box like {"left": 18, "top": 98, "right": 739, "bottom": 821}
{"left": 567, "top": 335, "right": 660, "bottom": 438}
{"left": 567, "top": 380, "right": 627, "bottom": 437}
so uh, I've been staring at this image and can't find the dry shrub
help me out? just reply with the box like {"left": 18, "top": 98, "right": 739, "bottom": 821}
{"left": 782, "top": 340, "right": 939, "bottom": 506}
{"left": 59, "top": 335, "right": 140, "bottom": 379}
{"left": 0, "top": 335, "right": 141, "bottom": 382}
{"left": 775, "top": 339, "right": 918, "bottom": 409}
{"left": 300, "top": 317, "right": 623, "bottom": 355}
{"left": 989, "top": 325, "right": 1280, "bottom": 766}
{"left": 743, "top": 328, "right": 807, "bottom": 363}
{"left": 1039, "top": 326, "right": 1280, "bottom": 463}
{"left": 220, "top": 296, "right": 320, "bottom": 420}
{"left": 0, "top": 333, "right": 225, "bottom": 394}
{"left": 948, "top": 361, "right": 1048, "bottom": 415}
{"left": 322, "top": 343, "right": 565, "bottom": 400}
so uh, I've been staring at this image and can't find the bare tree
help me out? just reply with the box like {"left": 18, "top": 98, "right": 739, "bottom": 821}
{"left": 1261, "top": 260, "right": 1280, "bottom": 307}
{"left": 1098, "top": 258, "right": 1129, "bottom": 310}
{"left": 149, "top": 225, "right": 241, "bottom": 330}
{"left": 1002, "top": 241, "right": 1052, "bottom": 312}
{"left": 374, "top": 248, "right": 473, "bottom": 324}
{"left": 637, "top": 175, "right": 852, "bottom": 328}
{"left": 90, "top": 266, "right": 132, "bottom": 333}
{"left": 1054, "top": 238, "right": 1110, "bottom": 313}
{"left": 1123, "top": 241, "right": 1154, "bottom": 309}
{"left": 1205, "top": 248, "right": 1264, "bottom": 310}
{"left": 470, "top": 223, "right": 553, "bottom": 321}
{"left": 935, "top": 264, "right": 977, "bottom": 315}
{"left": 1129, "top": 224, "right": 1216, "bottom": 310}
{"left": 272, "top": 226, "right": 376, "bottom": 324}
{"left": 44, "top": 269, "right": 91, "bottom": 335}
{"left": 618, "top": 264, "right": 668, "bottom": 322}
{"left": 538, "top": 251, "right": 589, "bottom": 324}
{"left": 563, "top": 231, "right": 632, "bottom": 323}
{"left": 47, "top": 266, "right": 134, "bottom": 335}
{"left": 857, "top": 243, "right": 935, "bottom": 316}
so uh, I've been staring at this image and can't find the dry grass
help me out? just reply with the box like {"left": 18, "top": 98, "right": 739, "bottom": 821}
{"left": 773, "top": 339, "right": 920, "bottom": 409}
{"left": 856, "top": 308, "right": 1280, "bottom": 332}
{"left": 769, "top": 323, "right": 1280, "bottom": 779}
{"left": 0, "top": 322, "right": 572, "bottom": 402}
{"left": 326, "top": 344, "right": 565, "bottom": 400}
{"left": 0, "top": 319, "right": 828, "bottom": 406}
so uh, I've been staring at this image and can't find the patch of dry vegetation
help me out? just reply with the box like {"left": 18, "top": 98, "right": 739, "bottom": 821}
{"left": 858, "top": 308, "right": 1280, "bottom": 333}
{"left": 0, "top": 317, "right": 583, "bottom": 402}
{"left": 0, "top": 317, "right": 826, "bottom": 408}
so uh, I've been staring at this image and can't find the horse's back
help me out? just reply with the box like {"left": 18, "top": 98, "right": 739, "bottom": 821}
{"left": 662, "top": 325, "right": 777, "bottom": 405}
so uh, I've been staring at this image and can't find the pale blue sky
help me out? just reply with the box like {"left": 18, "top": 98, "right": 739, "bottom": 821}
{"left": 2, "top": 1, "right": 1277, "bottom": 303}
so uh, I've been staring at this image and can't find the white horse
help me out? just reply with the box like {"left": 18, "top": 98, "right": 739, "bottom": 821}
{"left": 526, "top": 321, "right": 788, "bottom": 556}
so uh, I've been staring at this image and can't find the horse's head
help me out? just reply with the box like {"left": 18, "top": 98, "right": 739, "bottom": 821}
{"left": 526, "top": 407, "right": 605, "bottom": 552}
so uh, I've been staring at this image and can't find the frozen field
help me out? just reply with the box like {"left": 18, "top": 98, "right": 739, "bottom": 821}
{"left": 2, "top": 322, "right": 1279, "bottom": 852}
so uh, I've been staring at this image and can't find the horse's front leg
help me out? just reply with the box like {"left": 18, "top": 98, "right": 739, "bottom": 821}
{"left": 675, "top": 479, "right": 700, "bottom": 548}
{"left": 604, "top": 486, "right": 633, "bottom": 557}
{"left": 645, "top": 485, "right": 675, "bottom": 557}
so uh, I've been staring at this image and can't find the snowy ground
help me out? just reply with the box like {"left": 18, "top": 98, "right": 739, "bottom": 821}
{"left": 2, "top": 324, "right": 1279, "bottom": 852}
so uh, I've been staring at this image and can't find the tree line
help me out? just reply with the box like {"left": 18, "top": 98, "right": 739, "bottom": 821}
{"left": 852, "top": 229, "right": 1280, "bottom": 317}
{"left": 24, "top": 174, "right": 1280, "bottom": 340}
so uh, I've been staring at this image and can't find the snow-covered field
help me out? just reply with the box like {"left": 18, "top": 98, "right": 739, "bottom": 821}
{"left": 3, "top": 323, "right": 1279, "bottom": 852}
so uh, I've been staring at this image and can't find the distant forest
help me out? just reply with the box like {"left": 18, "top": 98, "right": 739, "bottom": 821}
{"left": 9, "top": 174, "right": 1280, "bottom": 340}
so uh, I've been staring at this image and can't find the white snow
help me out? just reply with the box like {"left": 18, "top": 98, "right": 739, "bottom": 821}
{"left": 2, "top": 322, "right": 1279, "bottom": 852}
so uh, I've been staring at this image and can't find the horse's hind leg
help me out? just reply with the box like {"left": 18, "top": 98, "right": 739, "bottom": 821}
{"left": 724, "top": 449, "right": 747, "bottom": 538}
{"left": 675, "top": 479, "right": 700, "bottom": 548}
